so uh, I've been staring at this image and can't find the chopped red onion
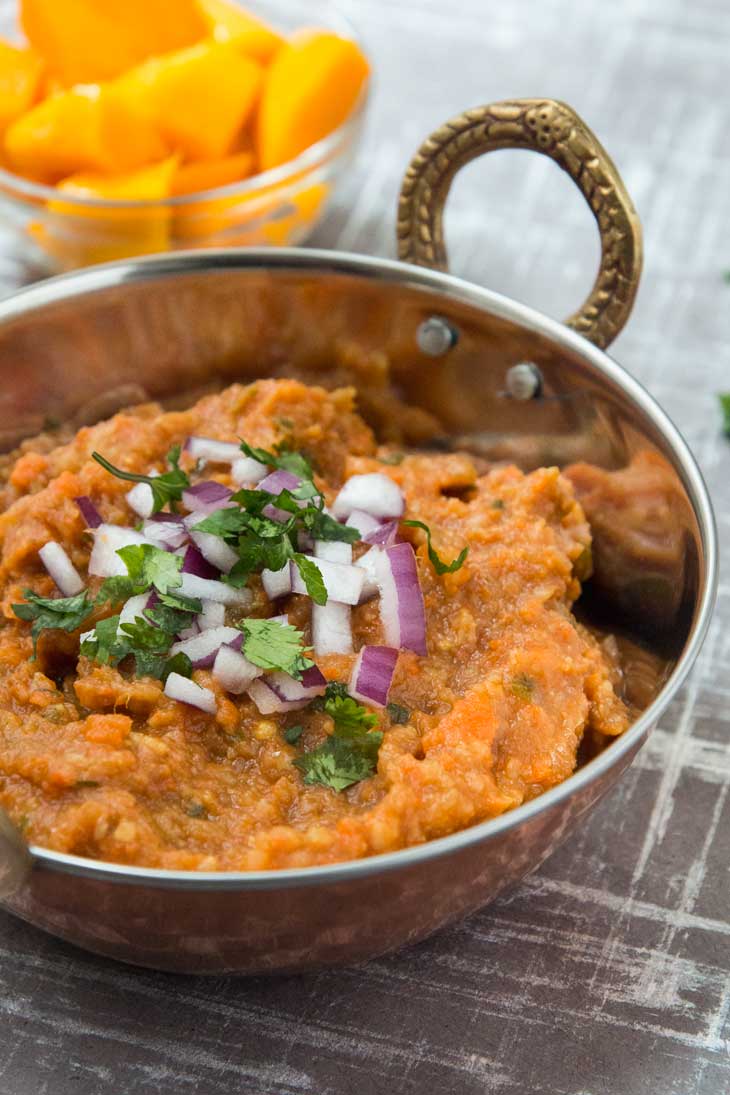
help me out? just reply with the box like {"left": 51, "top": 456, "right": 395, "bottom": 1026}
{"left": 185, "top": 436, "right": 241, "bottom": 464}
{"left": 182, "top": 481, "right": 232, "bottom": 512}
{"left": 247, "top": 678, "right": 308, "bottom": 715}
{"left": 125, "top": 482, "right": 154, "bottom": 519}
{"left": 170, "top": 625, "right": 241, "bottom": 667}
{"left": 259, "top": 469, "right": 300, "bottom": 495}
{"left": 364, "top": 520, "right": 400, "bottom": 547}
{"left": 212, "top": 645, "right": 262, "bottom": 693}
{"left": 181, "top": 543, "right": 219, "bottom": 580}
{"left": 189, "top": 529, "right": 238, "bottom": 574}
{"left": 332, "top": 473, "right": 405, "bottom": 521}
{"left": 180, "top": 573, "right": 252, "bottom": 607}
{"left": 262, "top": 565, "right": 292, "bottom": 600}
{"left": 312, "top": 601, "right": 353, "bottom": 656}
{"left": 164, "top": 672, "right": 216, "bottom": 714}
{"left": 74, "top": 496, "right": 102, "bottom": 529}
{"left": 177, "top": 623, "right": 200, "bottom": 641}
{"left": 375, "top": 543, "right": 427, "bottom": 655}
{"left": 143, "top": 516, "right": 188, "bottom": 550}
{"left": 267, "top": 665, "right": 327, "bottom": 702}
{"left": 349, "top": 645, "right": 398, "bottom": 707}
{"left": 260, "top": 470, "right": 302, "bottom": 522}
{"left": 314, "top": 539, "right": 353, "bottom": 565}
{"left": 88, "top": 524, "right": 152, "bottom": 578}
{"left": 290, "top": 556, "right": 364, "bottom": 605}
{"left": 197, "top": 601, "right": 226, "bottom": 631}
{"left": 38, "top": 541, "right": 84, "bottom": 596}
{"left": 346, "top": 509, "right": 381, "bottom": 539}
{"left": 231, "top": 455, "right": 269, "bottom": 485}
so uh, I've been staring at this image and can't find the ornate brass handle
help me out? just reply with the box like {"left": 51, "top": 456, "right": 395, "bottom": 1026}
{"left": 397, "top": 99, "right": 642, "bottom": 349}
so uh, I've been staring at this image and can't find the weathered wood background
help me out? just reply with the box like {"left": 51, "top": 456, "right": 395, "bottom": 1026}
{"left": 1, "top": 0, "right": 729, "bottom": 1092}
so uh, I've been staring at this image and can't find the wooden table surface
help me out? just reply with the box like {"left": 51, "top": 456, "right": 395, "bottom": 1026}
{"left": 1, "top": 1, "right": 729, "bottom": 1092}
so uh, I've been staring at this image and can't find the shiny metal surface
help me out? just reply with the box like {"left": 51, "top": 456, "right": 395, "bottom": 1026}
{"left": 0, "top": 245, "right": 716, "bottom": 972}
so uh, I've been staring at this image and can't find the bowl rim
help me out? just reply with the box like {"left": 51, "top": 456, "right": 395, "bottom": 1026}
{"left": 0, "top": 7, "right": 369, "bottom": 211}
{"left": 0, "top": 246, "right": 717, "bottom": 892}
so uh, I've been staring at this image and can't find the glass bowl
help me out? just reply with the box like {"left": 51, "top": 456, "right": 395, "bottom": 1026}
{"left": 0, "top": 0, "right": 369, "bottom": 272}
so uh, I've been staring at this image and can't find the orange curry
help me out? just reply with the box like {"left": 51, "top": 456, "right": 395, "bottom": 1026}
{"left": 0, "top": 379, "right": 629, "bottom": 870}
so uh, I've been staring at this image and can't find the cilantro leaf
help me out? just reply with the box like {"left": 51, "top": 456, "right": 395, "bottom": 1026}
{"left": 92, "top": 446, "right": 190, "bottom": 514}
{"left": 283, "top": 724, "right": 304, "bottom": 745}
{"left": 403, "top": 519, "right": 469, "bottom": 575}
{"left": 294, "top": 734, "right": 381, "bottom": 792}
{"left": 296, "top": 683, "right": 383, "bottom": 791}
{"left": 308, "top": 510, "right": 359, "bottom": 544}
{"left": 240, "top": 618, "right": 314, "bottom": 679}
{"left": 325, "top": 694, "right": 378, "bottom": 734}
{"left": 80, "top": 615, "right": 128, "bottom": 666}
{"left": 239, "top": 439, "right": 314, "bottom": 481}
{"left": 116, "top": 544, "right": 183, "bottom": 595}
{"left": 386, "top": 702, "right": 410, "bottom": 724}
{"left": 719, "top": 393, "right": 730, "bottom": 437}
{"left": 12, "top": 589, "right": 94, "bottom": 656}
{"left": 292, "top": 553, "right": 327, "bottom": 606}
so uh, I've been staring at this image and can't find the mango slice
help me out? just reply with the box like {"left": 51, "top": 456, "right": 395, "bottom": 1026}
{"left": 115, "top": 41, "right": 263, "bottom": 162}
{"left": 20, "top": 0, "right": 207, "bottom": 85}
{"left": 171, "top": 151, "right": 255, "bottom": 196}
{"left": 197, "top": 0, "right": 284, "bottom": 61}
{"left": 257, "top": 31, "right": 369, "bottom": 171}
{"left": 0, "top": 39, "right": 44, "bottom": 134}
{"left": 5, "top": 85, "right": 169, "bottom": 181}
{"left": 33, "top": 156, "right": 179, "bottom": 268}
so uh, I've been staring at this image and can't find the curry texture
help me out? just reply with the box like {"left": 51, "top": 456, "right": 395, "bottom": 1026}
{"left": 0, "top": 379, "right": 628, "bottom": 870}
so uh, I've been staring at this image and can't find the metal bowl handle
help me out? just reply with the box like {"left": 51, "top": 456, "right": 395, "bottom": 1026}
{"left": 397, "top": 98, "right": 643, "bottom": 349}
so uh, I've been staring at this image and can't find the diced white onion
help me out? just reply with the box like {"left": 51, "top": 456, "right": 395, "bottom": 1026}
{"left": 268, "top": 666, "right": 327, "bottom": 702}
{"left": 88, "top": 524, "right": 152, "bottom": 578}
{"left": 314, "top": 540, "right": 353, "bottom": 565}
{"left": 170, "top": 625, "right": 241, "bottom": 667}
{"left": 38, "top": 541, "right": 84, "bottom": 596}
{"left": 189, "top": 529, "right": 239, "bottom": 573}
{"left": 197, "top": 601, "right": 226, "bottom": 630}
{"left": 290, "top": 556, "right": 365, "bottom": 606}
{"left": 312, "top": 600, "right": 353, "bottom": 656}
{"left": 164, "top": 672, "right": 217, "bottom": 714}
{"left": 247, "top": 679, "right": 308, "bottom": 715}
{"left": 212, "top": 646, "right": 262, "bottom": 694}
{"left": 118, "top": 593, "right": 150, "bottom": 631}
{"left": 180, "top": 573, "right": 252, "bottom": 606}
{"left": 186, "top": 436, "right": 241, "bottom": 464}
{"left": 125, "top": 482, "right": 154, "bottom": 519}
{"left": 346, "top": 510, "right": 381, "bottom": 539}
{"left": 231, "top": 456, "right": 269, "bottom": 484}
{"left": 262, "top": 565, "right": 292, "bottom": 600}
{"left": 355, "top": 546, "right": 380, "bottom": 603}
{"left": 332, "top": 473, "right": 405, "bottom": 521}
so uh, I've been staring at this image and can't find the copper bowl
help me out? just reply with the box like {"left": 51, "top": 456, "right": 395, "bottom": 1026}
{"left": 0, "top": 100, "right": 717, "bottom": 974}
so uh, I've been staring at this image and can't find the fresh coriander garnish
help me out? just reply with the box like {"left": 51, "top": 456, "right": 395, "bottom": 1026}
{"left": 239, "top": 618, "right": 314, "bottom": 679}
{"left": 379, "top": 452, "right": 405, "bottom": 466}
{"left": 92, "top": 444, "right": 190, "bottom": 514}
{"left": 283, "top": 724, "right": 304, "bottom": 745}
{"left": 403, "top": 519, "right": 469, "bottom": 575}
{"left": 99, "top": 544, "right": 184, "bottom": 607}
{"left": 718, "top": 393, "right": 730, "bottom": 437}
{"left": 492, "top": 498, "right": 505, "bottom": 510}
{"left": 12, "top": 589, "right": 94, "bottom": 656}
{"left": 386, "top": 702, "right": 410, "bottom": 724}
{"left": 291, "top": 552, "right": 326, "bottom": 605}
{"left": 186, "top": 802, "right": 208, "bottom": 818}
{"left": 239, "top": 439, "right": 314, "bottom": 481}
{"left": 295, "top": 682, "right": 383, "bottom": 792}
